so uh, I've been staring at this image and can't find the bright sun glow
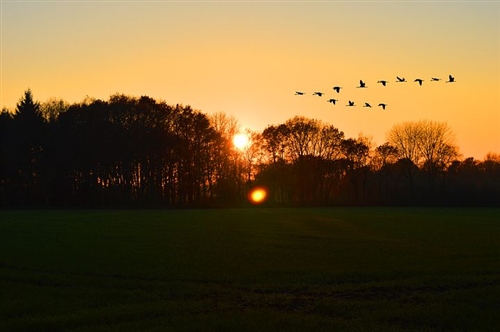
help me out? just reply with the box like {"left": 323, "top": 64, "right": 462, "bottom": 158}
{"left": 233, "top": 133, "right": 250, "bottom": 150}
{"left": 248, "top": 187, "right": 268, "bottom": 205}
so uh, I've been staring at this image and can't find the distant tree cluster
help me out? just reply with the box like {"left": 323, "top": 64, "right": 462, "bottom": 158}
{"left": 257, "top": 117, "right": 499, "bottom": 206}
{"left": 1, "top": 89, "right": 499, "bottom": 208}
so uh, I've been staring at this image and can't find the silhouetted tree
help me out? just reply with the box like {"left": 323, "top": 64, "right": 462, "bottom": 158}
{"left": 41, "top": 98, "right": 69, "bottom": 122}
{"left": 387, "top": 121, "right": 422, "bottom": 197}
{"left": 259, "top": 117, "right": 345, "bottom": 205}
{"left": 10, "top": 89, "right": 47, "bottom": 205}
{"left": 0, "top": 108, "right": 15, "bottom": 206}
{"left": 478, "top": 153, "right": 500, "bottom": 205}
{"left": 372, "top": 143, "right": 398, "bottom": 201}
{"left": 341, "top": 138, "right": 370, "bottom": 203}
{"left": 418, "top": 120, "right": 459, "bottom": 198}
{"left": 209, "top": 112, "right": 242, "bottom": 205}
{"left": 239, "top": 130, "right": 265, "bottom": 191}
{"left": 259, "top": 124, "right": 292, "bottom": 204}
{"left": 386, "top": 120, "right": 460, "bottom": 202}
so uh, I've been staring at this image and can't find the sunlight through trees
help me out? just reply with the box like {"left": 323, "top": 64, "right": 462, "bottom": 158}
{"left": 1, "top": 90, "right": 499, "bottom": 207}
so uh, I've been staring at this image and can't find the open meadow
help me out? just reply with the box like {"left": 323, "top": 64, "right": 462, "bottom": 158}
{"left": 1, "top": 208, "right": 499, "bottom": 331}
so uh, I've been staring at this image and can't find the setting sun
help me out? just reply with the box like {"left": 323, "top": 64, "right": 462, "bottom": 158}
{"left": 248, "top": 187, "right": 268, "bottom": 205}
{"left": 233, "top": 133, "right": 250, "bottom": 150}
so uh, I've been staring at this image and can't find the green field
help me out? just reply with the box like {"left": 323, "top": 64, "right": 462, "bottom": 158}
{"left": 1, "top": 208, "right": 499, "bottom": 331}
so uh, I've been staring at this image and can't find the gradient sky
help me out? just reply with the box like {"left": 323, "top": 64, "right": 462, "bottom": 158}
{"left": 2, "top": 0, "right": 499, "bottom": 159}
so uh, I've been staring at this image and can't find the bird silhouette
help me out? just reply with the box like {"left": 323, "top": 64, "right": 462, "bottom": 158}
{"left": 414, "top": 79, "right": 424, "bottom": 86}
{"left": 333, "top": 86, "right": 342, "bottom": 93}
{"left": 327, "top": 99, "right": 338, "bottom": 105}
{"left": 396, "top": 76, "right": 406, "bottom": 82}
{"left": 378, "top": 103, "right": 387, "bottom": 110}
{"left": 363, "top": 102, "right": 372, "bottom": 108}
{"left": 431, "top": 77, "right": 441, "bottom": 81}
{"left": 295, "top": 91, "right": 305, "bottom": 95}
{"left": 346, "top": 100, "right": 355, "bottom": 107}
{"left": 377, "top": 80, "right": 388, "bottom": 86}
{"left": 446, "top": 75, "right": 455, "bottom": 83}
{"left": 357, "top": 80, "right": 367, "bottom": 88}
{"left": 313, "top": 92, "right": 324, "bottom": 97}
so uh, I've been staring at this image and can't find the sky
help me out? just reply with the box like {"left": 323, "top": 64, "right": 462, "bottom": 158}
{"left": 1, "top": 0, "right": 499, "bottom": 159}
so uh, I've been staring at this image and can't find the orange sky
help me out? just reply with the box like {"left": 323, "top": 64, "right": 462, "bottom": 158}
{"left": 1, "top": 1, "right": 499, "bottom": 159}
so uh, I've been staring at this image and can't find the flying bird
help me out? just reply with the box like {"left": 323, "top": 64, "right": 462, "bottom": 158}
{"left": 346, "top": 100, "right": 355, "bottom": 107}
{"left": 446, "top": 75, "right": 455, "bottom": 83}
{"left": 333, "top": 86, "right": 342, "bottom": 93}
{"left": 363, "top": 103, "right": 372, "bottom": 108}
{"left": 431, "top": 77, "right": 441, "bottom": 81}
{"left": 396, "top": 76, "right": 406, "bottom": 82}
{"left": 357, "top": 80, "right": 367, "bottom": 88}
{"left": 377, "top": 80, "right": 388, "bottom": 86}
{"left": 313, "top": 92, "right": 324, "bottom": 97}
{"left": 378, "top": 103, "right": 387, "bottom": 110}
{"left": 295, "top": 91, "right": 305, "bottom": 95}
{"left": 414, "top": 79, "right": 424, "bottom": 86}
{"left": 327, "top": 99, "right": 338, "bottom": 105}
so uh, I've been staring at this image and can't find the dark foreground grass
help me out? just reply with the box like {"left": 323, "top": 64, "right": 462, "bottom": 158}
{"left": 1, "top": 208, "right": 499, "bottom": 331}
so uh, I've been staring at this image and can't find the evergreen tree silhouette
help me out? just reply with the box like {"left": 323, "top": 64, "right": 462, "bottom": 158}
{"left": 12, "top": 89, "right": 46, "bottom": 205}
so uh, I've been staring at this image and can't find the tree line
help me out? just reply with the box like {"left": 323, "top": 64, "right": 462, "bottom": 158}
{"left": 1, "top": 89, "right": 499, "bottom": 208}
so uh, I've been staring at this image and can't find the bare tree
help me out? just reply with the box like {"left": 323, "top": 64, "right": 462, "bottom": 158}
{"left": 418, "top": 120, "right": 460, "bottom": 192}
{"left": 209, "top": 111, "right": 240, "bottom": 141}
{"left": 262, "top": 124, "right": 289, "bottom": 164}
{"left": 260, "top": 116, "right": 345, "bottom": 205}
{"left": 240, "top": 130, "right": 266, "bottom": 184}
{"left": 280, "top": 116, "right": 344, "bottom": 161}
{"left": 373, "top": 142, "right": 399, "bottom": 202}
{"left": 481, "top": 152, "right": 500, "bottom": 183}
{"left": 341, "top": 138, "right": 370, "bottom": 203}
{"left": 317, "top": 125, "right": 344, "bottom": 161}
{"left": 285, "top": 116, "right": 321, "bottom": 161}
{"left": 387, "top": 121, "right": 421, "bottom": 196}
{"left": 208, "top": 112, "right": 242, "bottom": 204}
{"left": 41, "top": 98, "right": 69, "bottom": 122}
{"left": 373, "top": 142, "right": 399, "bottom": 171}
{"left": 387, "top": 120, "right": 460, "bottom": 197}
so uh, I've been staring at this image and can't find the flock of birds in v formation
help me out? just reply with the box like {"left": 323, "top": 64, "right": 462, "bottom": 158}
{"left": 295, "top": 75, "right": 456, "bottom": 110}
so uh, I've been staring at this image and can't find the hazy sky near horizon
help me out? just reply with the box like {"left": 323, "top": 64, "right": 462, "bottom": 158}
{"left": 1, "top": 0, "right": 499, "bottom": 159}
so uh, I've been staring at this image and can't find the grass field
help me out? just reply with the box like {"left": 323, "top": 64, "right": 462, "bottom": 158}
{"left": 1, "top": 208, "right": 499, "bottom": 331}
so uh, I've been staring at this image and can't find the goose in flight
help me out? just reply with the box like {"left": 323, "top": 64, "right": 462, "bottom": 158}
{"left": 446, "top": 75, "right": 455, "bottom": 83}
{"left": 396, "top": 76, "right": 406, "bottom": 82}
{"left": 414, "top": 79, "right": 424, "bottom": 86}
{"left": 431, "top": 77, "right": 441, "bottom": 82}
{"left": 357, "top": 80, "right": 367, "bottom": 88}
{"left": 327, "top": 99, "right": 338, "bottom": 105}
{"left": 378, "top": 103, "right": 387, "bottom": 110}
{"left": 333, "top": 86, "right": 342, "bottom": 93}
{"left": 377, "top": 80, "right": 388, "bottom": 86}
{"left": 313, "top": 92, "right": 324, "bottom": 97}
{"left": 363, "top": 102, "right": 372, "bottom": 108}
{"left": 346, "top": 100, "right": 355, "bottom": 107}
{"left": 295, "top": 91, "right": 305, "bottom": 95}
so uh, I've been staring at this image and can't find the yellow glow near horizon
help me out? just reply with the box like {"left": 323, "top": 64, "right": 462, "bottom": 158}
{"left": 233, "top": 133, "right": 250, "bottom": 150}
{"left": 1, "top": 2, "right": 498, "bottom": 159}
{"left": 248, "top": 187, "right": 267, "bottom": 205}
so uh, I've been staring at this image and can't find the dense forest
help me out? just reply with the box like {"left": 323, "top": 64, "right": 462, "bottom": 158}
{"left": 1, "top": 89, "right": 499, "bottom": 208}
